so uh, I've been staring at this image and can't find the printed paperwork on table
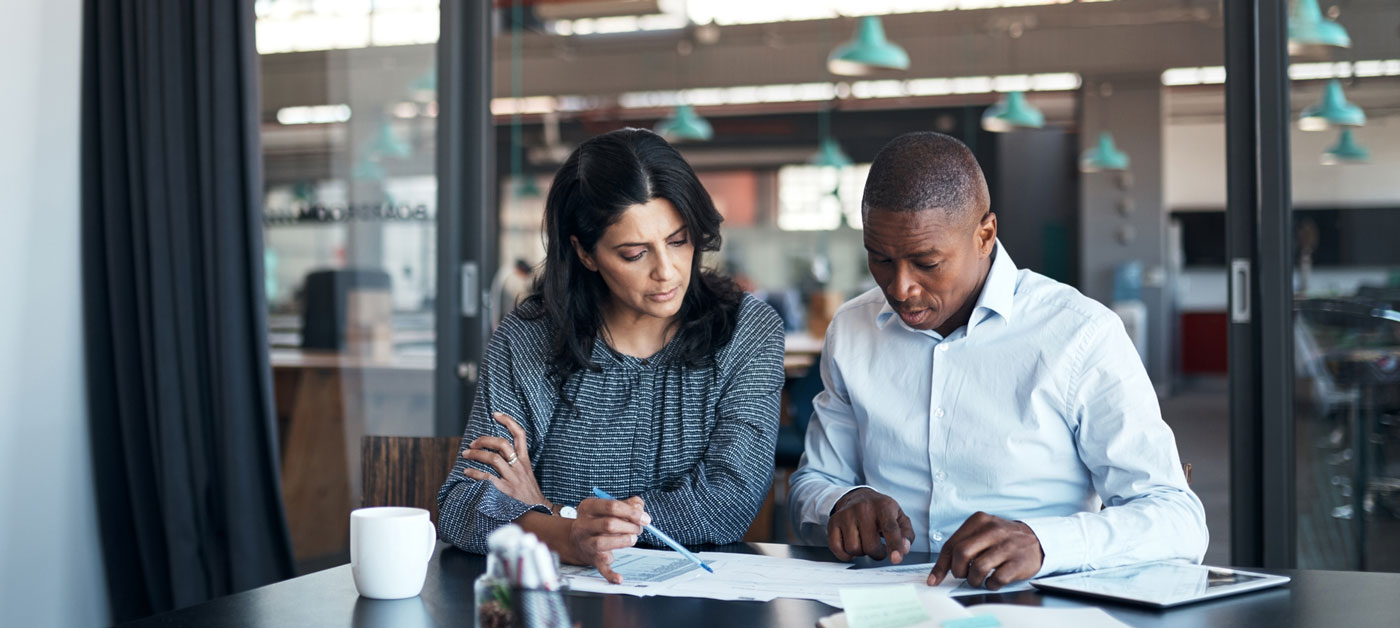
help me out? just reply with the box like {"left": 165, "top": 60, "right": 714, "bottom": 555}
{"left": 819, "top": 587, "right": 1131, "bottom": 628}
{"left": 558, "top": 548, "right": 1031, "bottom": 608}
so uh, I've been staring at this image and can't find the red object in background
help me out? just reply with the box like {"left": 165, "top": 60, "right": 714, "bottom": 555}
{"left": 1180, "top": 312, "right": 1229, "bottom": 374}
{"left": 697, "top": 171, "right": 758, "bottom": 227}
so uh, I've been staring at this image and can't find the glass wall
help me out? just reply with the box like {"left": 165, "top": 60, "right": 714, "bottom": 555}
{"left": 491, "top": 0, "right": 1224, "bottom": 546}
{"left": 1287, "top": 0, "right": 1400, "bottom": 572}
{"left": 256, "top": 0, "right": 439, "bottom": 570}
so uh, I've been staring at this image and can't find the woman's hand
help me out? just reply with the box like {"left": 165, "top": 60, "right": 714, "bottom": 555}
{"left": 563, "top": 497, "right": 649, "bottom": 584}
{"left": 461, "top": 412, "right": 551, "bottom": 510}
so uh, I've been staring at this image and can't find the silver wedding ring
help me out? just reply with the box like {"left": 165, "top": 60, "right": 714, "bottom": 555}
{"left": 505, "top": 453, "right": 519, "bottom": 465}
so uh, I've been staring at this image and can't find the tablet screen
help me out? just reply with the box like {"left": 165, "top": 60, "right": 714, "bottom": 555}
{"left": 1040, "top": 563, "right": 1269, "bottom": 603}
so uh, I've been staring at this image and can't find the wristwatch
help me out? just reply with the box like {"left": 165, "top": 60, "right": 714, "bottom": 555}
{"left": 559, "top": 505, "right": 578, "bottom": 519}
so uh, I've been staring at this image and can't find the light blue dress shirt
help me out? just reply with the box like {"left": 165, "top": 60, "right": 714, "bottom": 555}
{"left": 789, "top": 242, "right": 1207, "bottom": 577}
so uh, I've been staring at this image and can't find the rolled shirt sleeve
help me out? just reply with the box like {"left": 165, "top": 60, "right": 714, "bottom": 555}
{"left": 787, "top": 328, "right": 875, "bottom": 546}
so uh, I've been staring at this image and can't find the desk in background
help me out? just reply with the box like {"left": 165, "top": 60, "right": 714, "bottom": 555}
{"left": 272, "top": 349, "right": 433, "bottom": 566}
{"left": 119, "top": 542, "right": 1400, "bottom": 628}
{"left": 784, "top": 332, "right": 824, "bottom": 376}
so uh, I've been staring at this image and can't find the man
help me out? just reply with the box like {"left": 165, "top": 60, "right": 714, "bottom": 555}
{"left": 788, "top": 132, "right": 1207, "bottom": 590}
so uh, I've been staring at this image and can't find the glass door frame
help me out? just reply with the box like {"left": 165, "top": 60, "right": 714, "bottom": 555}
{"left": 435, "top": 1, "right": 497, "bottom": 439}
{"left": 1225, "top": 0, "right": 1296, "bottom": 569}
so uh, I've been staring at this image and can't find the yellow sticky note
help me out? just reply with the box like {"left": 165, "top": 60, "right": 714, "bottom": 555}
{"left": 839, "top": 585, "right": 932, "bottom": 628}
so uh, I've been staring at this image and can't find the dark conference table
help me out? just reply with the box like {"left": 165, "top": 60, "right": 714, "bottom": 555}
{"left": 121, "top": 542, "right": 1400, "bottom": 628}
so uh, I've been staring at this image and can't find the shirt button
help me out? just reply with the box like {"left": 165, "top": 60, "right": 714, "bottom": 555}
{"left": 934, "top": 470, "right": 947, "bottom": 482}
{"left": 938, "top": 344, "right": 949, "bottom": 353}
{"left": 932, "top": 531, "right": 944, "bottom": 542}
{"left": 933, "top": 407, "right": 945, "bottom": 418}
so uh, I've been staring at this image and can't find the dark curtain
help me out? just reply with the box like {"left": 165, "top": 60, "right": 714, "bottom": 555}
{"left": 80, "top": 0, "right": 295, "bottom": 621}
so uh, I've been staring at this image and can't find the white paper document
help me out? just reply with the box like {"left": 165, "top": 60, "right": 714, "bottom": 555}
{"left": 560, "top": 549, "right": 1031, "bottom": 607}
{"left": 819, "top": 589, "right": 1131, "bottom": 628}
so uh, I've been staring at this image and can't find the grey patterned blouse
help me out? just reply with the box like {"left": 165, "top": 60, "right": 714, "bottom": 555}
{"left": 437, "top": 294, "right": 785, "bottom": 553}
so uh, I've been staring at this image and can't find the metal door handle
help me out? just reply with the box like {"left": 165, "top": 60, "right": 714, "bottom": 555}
{"left": 1231, "top": 258, "right": 1251, "bottom": 323}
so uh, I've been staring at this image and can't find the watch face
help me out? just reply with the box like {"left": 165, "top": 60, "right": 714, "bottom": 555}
{"left": 560, "top": 506, "right": 578, "bottom": 519}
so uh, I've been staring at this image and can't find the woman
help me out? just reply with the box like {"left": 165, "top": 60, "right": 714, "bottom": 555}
{"left": 437, "top": 128, "right": 785, "bottom": 583}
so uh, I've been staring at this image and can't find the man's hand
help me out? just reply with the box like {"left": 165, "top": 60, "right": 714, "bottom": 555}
{"left": 827, "top": 488, "right": 915, "bottom": 563}
{"left": 928, "top": 512, "right": 1044, "bottom": 590}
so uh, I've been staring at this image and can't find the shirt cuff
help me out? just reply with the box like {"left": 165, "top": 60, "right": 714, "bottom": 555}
{"left": 1018, "top": 515, "right": 1086, "bottom": 577}
{"left": 478, "top": 483, "right": 552, "bottom": 522}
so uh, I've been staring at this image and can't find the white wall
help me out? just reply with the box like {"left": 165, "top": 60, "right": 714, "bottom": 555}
{"left": 1166, "top": 115, "right": 1400, "bottom": 209}
{"left": 0, "top": 0, "right": 111, "bottom": 626}
{"left": 1163, "top": 112, "right": 1400, "bottom": 313}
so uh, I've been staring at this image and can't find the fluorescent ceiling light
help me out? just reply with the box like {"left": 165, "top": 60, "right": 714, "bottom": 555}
{"left": 491, "top": 97, "right": 560, "bottom": 116}
{"left": 686, "top": 0, "right": 1084, "bottom": 27}
{"left": 491, "top": 71, "right": 1079, "bottom": 116}
{"left": 276, "top": 104, "right": 351, "bottom": 125}
{"left": 1162, "top": 60, "right": 1400, "bottom": 86}
{"left": 533, "top": 0, "right": 662, "bottom": 21}
{"left": 614, "top": 72, "right": 1079, "bottom": 110}
{"left": 546, "top": 0, "right": 1099, "bottom": 35}
{"left": 255, "top": 1, "right": 437, "bottom": 54}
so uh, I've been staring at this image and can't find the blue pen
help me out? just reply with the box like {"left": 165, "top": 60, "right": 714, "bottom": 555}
{"left": 592, "top": 487, "right": 715, "bottom": 573}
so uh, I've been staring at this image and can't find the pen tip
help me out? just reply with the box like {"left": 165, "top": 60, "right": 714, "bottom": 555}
{"left": 702, "top": 564, "right": 714, "bottom": 573}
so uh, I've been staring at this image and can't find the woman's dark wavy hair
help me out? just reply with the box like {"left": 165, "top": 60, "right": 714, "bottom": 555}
{"left": 521, "top": 128, "right": 744, "bottom": 388}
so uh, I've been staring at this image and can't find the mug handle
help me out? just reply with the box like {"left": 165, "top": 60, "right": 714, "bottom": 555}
{"left": 424, "top": 518, "right": 437, "bottom": 562}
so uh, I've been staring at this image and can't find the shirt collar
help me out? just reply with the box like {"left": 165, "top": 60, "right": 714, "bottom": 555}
{"left": 874, "top": 239, "right": 1017, "bottom": 335}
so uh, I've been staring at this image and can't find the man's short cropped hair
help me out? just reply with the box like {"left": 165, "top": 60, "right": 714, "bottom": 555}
{"left": 861, "top": 131, "right": 990, "bottom": 221}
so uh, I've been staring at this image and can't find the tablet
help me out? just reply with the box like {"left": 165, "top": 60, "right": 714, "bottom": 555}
{"left": 1030, "top": 561, "right": 1290, "bottom": 608}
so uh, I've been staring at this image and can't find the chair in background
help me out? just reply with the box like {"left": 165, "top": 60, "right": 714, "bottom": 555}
{"left": 1294, "top": 298, "right": 1400, "bottom": 571}
{"left": 775, "top": 354, "right": 823, "bottom": 469}
{"left": 759, "top": 356, "right": 826, "bottom": 543}
{"left": 302, "top": 268, "right": 393, "bottom": 352}
{"left": 361, "top": 436, "right": 462, "bottom": 524}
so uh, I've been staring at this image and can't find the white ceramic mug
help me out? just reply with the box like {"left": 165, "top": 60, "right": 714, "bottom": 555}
{"left": 350, "top": 507, "right": 437, "bottom": 599}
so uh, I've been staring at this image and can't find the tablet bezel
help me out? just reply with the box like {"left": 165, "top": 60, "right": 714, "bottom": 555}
{"left": 1029, "top": 561, "right": 1290, "bottom": 609}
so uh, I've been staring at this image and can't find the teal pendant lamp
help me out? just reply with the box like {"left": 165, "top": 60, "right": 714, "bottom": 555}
{"left": 1289, "top": 0, "right": 1351, "bottom": 57}
{"left": 370, "top": 119, "right": 412, "bottom": 158}
{"left": 810, "top": 137, "right": 854, "bottom": 168}
{"left": 655, "top": 104, "right": 714, "bottom": 142}
{"left": 1080, "top": 132, "right": 1131, "bottom": 173}
{"left": 981, "top": 91, "right": 1045, "bottom": 132}
{"left": 1299, "top": 79, "right": 1366, "bottom": 131}
{"left": 827, "top": 16, "right": 910, "bottom": 76}
{"left": 507, "top": 0, "right": 538, "bottom": 198}
{"left": 810, "top": 106, "right": 852, "bottom": 168}
{"left": 513, "top": 175, "right": 541, "bottom": 198}
{"left": 351, "top": 152, "right": 385, "bottom": 181}
{"left": 1320, "top": 128, "right": 1369, "bottom": 165}
{"left": 410, "top": 66, "right": 436, "bottom": 102}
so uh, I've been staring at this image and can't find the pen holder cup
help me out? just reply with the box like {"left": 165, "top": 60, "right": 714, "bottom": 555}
{"left": 475, "top": 578, "right": 572, "bottom": 628}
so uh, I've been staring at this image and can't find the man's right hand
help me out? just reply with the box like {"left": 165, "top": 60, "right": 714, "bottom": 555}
{"left": 827, "top": 488, "right": 916, "bottom": 563}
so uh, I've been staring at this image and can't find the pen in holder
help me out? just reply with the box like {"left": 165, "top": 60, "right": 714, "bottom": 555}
{"left": 476, "top": 525, "right": 572, "bottom": 628}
